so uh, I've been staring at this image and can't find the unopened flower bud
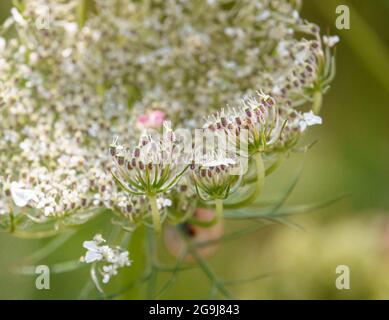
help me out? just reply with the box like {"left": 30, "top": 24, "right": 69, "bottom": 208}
{"left": 109, "top": 145, "right": 116, "bottom": 156}
{"left": 117, "top": 154, "right": 125, "bottom": 166}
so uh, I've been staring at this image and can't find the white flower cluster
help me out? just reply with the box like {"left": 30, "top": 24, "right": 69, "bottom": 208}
{"left": 204, "top": 91, "right": 322, "bottom": 154}
{"left": 81, "top": 234, "right": 131, "bottom": 284}
{"left": 0, "top": 0, "right": 337, "bottom": 233}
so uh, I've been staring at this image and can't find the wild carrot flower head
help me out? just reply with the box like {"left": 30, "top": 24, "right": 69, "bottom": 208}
{"left": 270, "top": 109, "right": 323, "bottom": 152}
{"left": 204, "top": 91, "right": 283, "bottom": 156}
{"left": 0, "top": 0, "right": 337, "bottom": 229}
{"left": 111, "top": 126, "right": 189, "bottom": 197}
{"left": 0, "top": 0, "right": 339, "bottom": 297}
{"left": 190, "top": 152, "right": 241, "bottom": 201}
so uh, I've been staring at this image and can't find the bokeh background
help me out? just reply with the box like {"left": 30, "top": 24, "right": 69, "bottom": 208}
{"left": 0, "top": 0, "right": 388, "bottom": 299}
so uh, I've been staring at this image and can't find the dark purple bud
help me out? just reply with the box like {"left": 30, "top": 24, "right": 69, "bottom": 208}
{"left": 109, "top": 145, "right": 116, "bottom": 156}
{"left": 306, "top": 65, "right": 313, "bottom": 73}
{"left": 208, "top": 124, "right": 216, "bottom": 131}
{"left": 81, "top": 198, "right": 87, "bottom": 207}
{"left": 117, "top": 155, "right": 125, "bottom": 166}
{"left": 255, "top": 108, "right": 262, "bottom": 116}
{"left": 138, "top": 161, "right": 145, "bottom": 170}
{"left": 266, "top": 97, "right": 275, "bottom": 106}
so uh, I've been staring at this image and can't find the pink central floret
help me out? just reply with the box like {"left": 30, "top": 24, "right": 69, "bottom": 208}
{"left": 137, "top": 110, "right": 165, "bottom": 129}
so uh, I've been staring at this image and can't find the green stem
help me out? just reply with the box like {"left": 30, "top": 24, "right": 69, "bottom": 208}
{"left": 264, "top": 153, "right": 284, "bottom": 177}
{"left": 214, "top": 198, "right": 223, "bottom": 222}
{"left": 77, "top": 0, "right": 87, "bottom": 28}
{"left": 312, "top": 91, "right": 323, "bottom": 114}
{"left": 148, "top": 194, "right": 161, "bottom": 234}
{"left": 253, "top": 152, "right": 265, "bottom": 197}
{"left": 146, "top": 228, "right": 157, "bottom": 299}
{"left": 224, "top": 152, "right": 265, "bottom": 209}
{"left": 9, "top": 211, "right": 15, "bottom": 233}
{"left": 188, "top": 199, "right": 223, "bottom": 228}
{"left": 181, "top": 230, "right": 231, "bottom": 298}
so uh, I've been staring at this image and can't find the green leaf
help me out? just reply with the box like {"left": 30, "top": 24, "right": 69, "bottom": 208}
{"left": 270, "top": 194, "right": 350, "bottom": 217}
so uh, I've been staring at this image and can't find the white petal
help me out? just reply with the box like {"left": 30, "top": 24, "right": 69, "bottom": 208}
{"left": 44, "top": 206, "right": 54, "bottom": 216}
{"left": 10, "top": 182, "right": 37, "bottom": 207}
{"left": 84, "top": 251, "right": 102, "bottom": 263}
{"left": 83, "top": 240, "right": 99, "bottom": 251}
{"left": 299, "top": 120, "right": 308, "bottom": 132}
{"left": 323, "top": 35, "right": 340, "bottom": 47}
{"left": 0, "top": 37, "right": 5, "bottom": 52}
{"left": 11, "top": 8, "right": 26, "bottom": 26}
{"left": 303, "top": 112, "right": 322, "bottom": 126}
{"left": 203, "top": 157, "right": 236, "bottom": 167}
{"left": 93, "top": 234, "right": 105, "bottom": 243}
{"left": 102, "top": 274, "right": 110, "bottom": 283}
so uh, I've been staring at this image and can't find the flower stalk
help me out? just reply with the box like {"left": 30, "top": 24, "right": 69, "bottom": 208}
{"left": 214, "top": 198, "right": 224, "bottom": 223}
{"left": 77, "top": 0, "right": 87, "bottom": 28}
{"left": 9, "top": 210, "right": 15, "bottom": 233}
{"left": 224, "top": 152, "right": 265, "bottom": 209}
{"left": 312, "top": 91, "right": 323, "bottom": 114}
{"left": 148, "top": 194, "right": 161, "bottom": 234}
{"left": 253, "top": 152, "right": 265, "bottom": 200}
{"left": 188, "top": 199, "right": 223, "bottom": 228}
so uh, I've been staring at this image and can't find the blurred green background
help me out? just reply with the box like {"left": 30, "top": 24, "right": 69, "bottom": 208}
{"left": 0, "top": 0, "right": 388, "bottom": 299}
